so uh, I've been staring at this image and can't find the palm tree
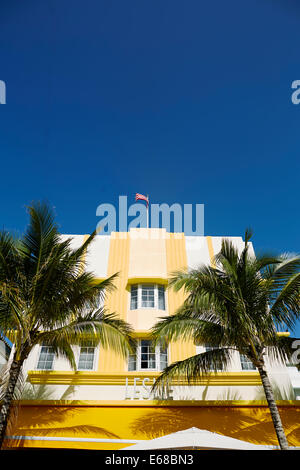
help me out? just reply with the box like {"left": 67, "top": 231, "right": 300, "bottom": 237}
{"left": 152, "top": 230, "right": 300, "bottom": 450}
{"left": 0, "top": 202, "right": 135, "bottom": 449}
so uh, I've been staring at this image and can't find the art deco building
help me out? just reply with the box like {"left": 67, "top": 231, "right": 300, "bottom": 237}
{"left": 4, "top": 229, "right": 300, "bottom": 449}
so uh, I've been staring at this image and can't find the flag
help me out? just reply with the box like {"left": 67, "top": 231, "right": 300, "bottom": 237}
{"left": 135, "top": 193, "right": 149, "bottom": 207}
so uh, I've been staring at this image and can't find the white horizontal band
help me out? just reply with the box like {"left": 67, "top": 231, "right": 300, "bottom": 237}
{"left": 5, "top": 435, "right": 140, "bottom": 444}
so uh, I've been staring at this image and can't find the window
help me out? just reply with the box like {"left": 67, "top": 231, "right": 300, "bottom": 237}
{"left": 159, "top": 344, "right": 168, "bottom": 370}
{"left": 240, "top": 354, "right": 256, "bottom": 370}
{"left": 141, "top": 285, "right": 155, "bottom": 308}
{"left": 130, "top": 284, "right": 166, "bottom": 310}
{"left": 37, "top": 345, "right": 55, "bottom": 370}
{"left": 205, "top": 344, "right": 224, "bottom": 371}
{"left": 205, "top": 345, "right": 216, "bottom": 352}
{"left": 158, "top": 286, "right": 166, "bottom": 310}
{"left": 128, "top": 340, "right": 168, "bottom": 371}
{"left": 130, "top": 285, "right": 138, "bottom": 310}
{"left": 78, "top": 346, "right": 96, "bottom": 370}
{"left": 140, "top": 340, "right": 156, "bottom": 369}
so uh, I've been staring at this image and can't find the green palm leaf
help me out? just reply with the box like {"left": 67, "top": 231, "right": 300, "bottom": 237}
{"left": 0, "top": 201, "right": 134, "bottom": 448}
{"left": 153, "top": 230, "right": 300, "bottom": 450}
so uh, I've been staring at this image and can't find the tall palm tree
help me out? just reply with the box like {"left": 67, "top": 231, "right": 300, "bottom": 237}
{"left": 0, "top": 202, "right": 135, "bottom": 449}
{"left": 152, "top": 230, "right": 300, "bottom": 450}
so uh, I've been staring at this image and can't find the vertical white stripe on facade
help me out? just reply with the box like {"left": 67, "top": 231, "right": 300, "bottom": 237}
{"left": 185, "top": 236, "right": 211, "bottom": 270}
{"left": 210, "top": 237, "right": 255, "bottom": 259}
{"left": 84, "top": 235, "right": 111, "bottom": 278}
{"left": 59, "top": 235, "right": 110, "bottom": 278}
{"left": 60, "top": 234, "right": 85, "bottom": 250}
{"left": 185, "top": 236, "right": 255, "bottom": 271}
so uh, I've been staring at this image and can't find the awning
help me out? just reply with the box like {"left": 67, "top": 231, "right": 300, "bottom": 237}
{"left": 121, "top": 427, "right": 277, "bottom": 450}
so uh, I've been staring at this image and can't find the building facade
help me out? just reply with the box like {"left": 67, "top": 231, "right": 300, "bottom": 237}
{"left": 5, "top": 229, "right": 300, "bottom": 449}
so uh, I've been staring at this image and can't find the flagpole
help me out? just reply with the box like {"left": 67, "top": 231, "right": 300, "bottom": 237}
{"left": 147, "top": 194, "right": 149, "bottom": 229}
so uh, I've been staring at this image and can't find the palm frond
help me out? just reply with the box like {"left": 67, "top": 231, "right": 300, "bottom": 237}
{"left": 244, "top": 227, "right": 253, "bottom": 245}
{"left": 264, "top": 255, "right": 300, "bottom": 289}
{"left": 20, "top": 201, "right": 60, "bottom": 269}
{"left": 35, "top": 309, "right": 136, "bottom": 362}
{"left": 151, "top": 304, "right": 225, "bottom": 349}
{"left": 0, "top": 201, "right": 135, "bottom": 448}
{"left": 264, "top": 335, "right": 300, "bottom": 366}
{"left": 0, "top": 232, "right": 20, "bottom": 283}
{"left": 269, "top": 272, "right": 300, "bottom": 330}
{"left": 152, "top": 347, "right": 234, "bottom": 394}
{"left": 214, "top": 238, "right": 239, "bottom": 271}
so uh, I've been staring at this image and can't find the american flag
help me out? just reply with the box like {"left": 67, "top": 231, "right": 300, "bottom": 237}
{"left": 135, "top": 193, "right": 149, "bottom": 207}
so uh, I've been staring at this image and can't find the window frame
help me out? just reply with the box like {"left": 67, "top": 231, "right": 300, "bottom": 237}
{"left": 36, "top": 345, "right": 55, "bottom": 371}
{"left": 239, "top": 353, "right": 256, "bottom": 371}
{"left": 77, "top": 345, "right": 98, "bottom": 371}
{"left": 128, "top": 339, "right": 168, "bottom": 372}
{"left": 130, "top": 284, "right": 138, "bottom": 310}
{"left": 204, "top": 344, "right": 224, "bottom": 372}
{"left": 129, "top": 284, "right": 167, "bottom": 311}
{"left": 194, "top": 343, "right": 225, "bottom": 372}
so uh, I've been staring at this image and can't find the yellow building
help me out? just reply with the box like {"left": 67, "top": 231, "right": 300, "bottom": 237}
{"left": 5, "top": 229, "right": 300, "bottom": 449}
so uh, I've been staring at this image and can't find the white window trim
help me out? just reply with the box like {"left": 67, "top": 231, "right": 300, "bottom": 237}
{"left": 128, "top": 340, "right": 168, "bottom": 372}
{"left": 239, "top": 353, "right": 256, "bottom": 371}
{"left": 35, "top": 344, "right": 100, "bottom": 372}
{"left": 36, "top": 344, "right": 56, "bottom": 371}
{"left": 195, "top": 344, "right": 227, "bottom": 372}
{"left": 130, "top": 284, "right": 167, "bottom": 311}
{"left": 195, "top": 344, "right": 257, "bottom": 372}
{"left": 76, "top": 344, "right": 99, "bottom": 372}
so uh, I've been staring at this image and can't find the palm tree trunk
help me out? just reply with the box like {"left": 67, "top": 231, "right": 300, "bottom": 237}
{"left": 257, "top": 362, "right": 289, "bottom": 450}
{"left": 0, "top": 355, "right": 23, "bottom": 450}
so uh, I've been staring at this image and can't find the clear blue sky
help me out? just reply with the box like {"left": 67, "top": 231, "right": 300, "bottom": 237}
{"left": 0, "top": 1, "right": 299, "bottom": 334}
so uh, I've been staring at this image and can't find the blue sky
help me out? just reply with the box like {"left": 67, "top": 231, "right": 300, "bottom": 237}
{"left": 0, "top": 1, "right": 300, "bottom": 334}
